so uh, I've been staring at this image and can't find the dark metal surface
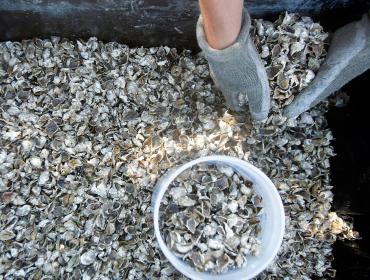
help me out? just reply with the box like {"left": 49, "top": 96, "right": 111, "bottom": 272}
{"left": 1, "top": 0, "right": 369, "bottom": 50}
{"left": 327, "top": 71, "right": 370, "bottom": 280}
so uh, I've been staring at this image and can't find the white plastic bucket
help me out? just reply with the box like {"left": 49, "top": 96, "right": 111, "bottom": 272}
{"left": 152, "top": 155, "right": 285, "bottom": 280}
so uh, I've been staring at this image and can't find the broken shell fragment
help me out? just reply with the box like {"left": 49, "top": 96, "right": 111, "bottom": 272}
{"left": 160, "top": 164, "right": 263, "bottom": 273}
{"left": 0, "top": 13, "right": 356, "bottom": 279}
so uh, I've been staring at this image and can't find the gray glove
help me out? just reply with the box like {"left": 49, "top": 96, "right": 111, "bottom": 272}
{"left": 196, "top": 9, "right": 270, "bottom": 120}
{"left": 284, "top": 13, "right": 370, "bottom": 118}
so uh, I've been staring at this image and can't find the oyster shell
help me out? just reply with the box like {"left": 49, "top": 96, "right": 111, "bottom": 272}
{"left": 161, "top": 164, "right": 263, "bottom": 274}
{"left": 0, "top": 13, "right": 358, "bottom": 279}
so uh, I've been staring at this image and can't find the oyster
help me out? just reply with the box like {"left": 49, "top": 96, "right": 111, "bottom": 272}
{"left": 161, "top": 164, "right": 263, "bottom": 273}
{"left": 0, "top": 12, "right": 358, "bottom": 280}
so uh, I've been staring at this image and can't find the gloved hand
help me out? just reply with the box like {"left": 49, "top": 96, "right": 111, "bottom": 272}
{"left": 197, "top": 9, "right": 270, "bottom": 121}
{"left": 284, "top": 13, "right": 370, "bottom": 118}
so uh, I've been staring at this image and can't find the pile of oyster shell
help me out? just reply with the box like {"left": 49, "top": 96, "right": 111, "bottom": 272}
{"left": 161, "top": 163, "right": 263, "bottom": 273}
{"left": 0, "top": 13, "right": 357, "bottom": 279}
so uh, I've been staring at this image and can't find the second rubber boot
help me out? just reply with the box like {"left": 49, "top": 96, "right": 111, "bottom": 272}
{"left": 196, "top": 9, "right": 271, "bottom": 121}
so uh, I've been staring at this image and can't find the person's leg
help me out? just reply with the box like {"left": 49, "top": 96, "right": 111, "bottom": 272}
{"left": 199, "top": 0, "right": 243, "bottom": 50}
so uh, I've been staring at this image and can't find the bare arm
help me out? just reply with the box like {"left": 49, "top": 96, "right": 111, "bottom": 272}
{"left": 199, "top": 0, "right": 243, "bottom": 50}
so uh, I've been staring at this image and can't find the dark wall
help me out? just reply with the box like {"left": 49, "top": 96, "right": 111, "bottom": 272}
{"left": 0, "top": 0, "right": 369, "bottom": 50}
{"left": 328, "top": 71, "right": 370, "bottom": 280}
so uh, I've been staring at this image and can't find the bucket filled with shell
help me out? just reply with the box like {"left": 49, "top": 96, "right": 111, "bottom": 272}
{"left": 151, "top": 155, "right": 285, "bottom": 280}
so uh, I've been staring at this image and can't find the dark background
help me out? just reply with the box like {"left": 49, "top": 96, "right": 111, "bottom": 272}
{"left": 328, "top": 71, "right": 370, "bottom": 280}
{"left": 1, "top": 0, "right": 370, "bottom": 279}
{"left": 1, "top": 0, "right": 370, "bottom": 50}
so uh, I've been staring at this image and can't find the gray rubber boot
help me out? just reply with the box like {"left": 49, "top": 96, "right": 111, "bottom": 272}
{"left": 284, "top": 13, "right": 370, "bottom": 118}
{"left": 196, "top": 9, "right": 270, "bottom": 121}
